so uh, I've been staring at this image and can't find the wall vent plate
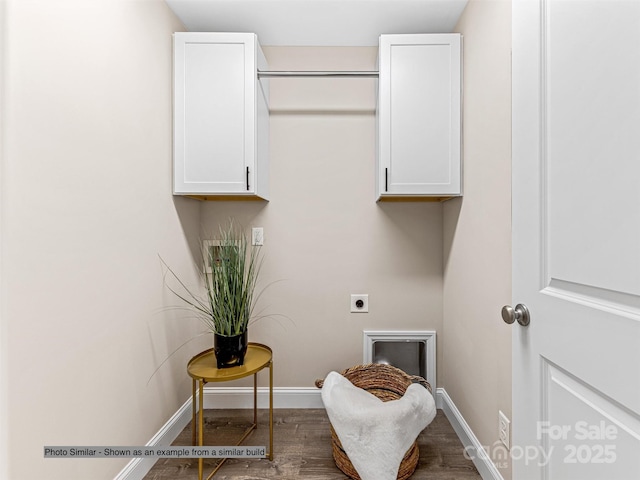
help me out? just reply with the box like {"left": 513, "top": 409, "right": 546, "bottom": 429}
{"left": 202, "top": 239, "right": 221, "bottom": 273}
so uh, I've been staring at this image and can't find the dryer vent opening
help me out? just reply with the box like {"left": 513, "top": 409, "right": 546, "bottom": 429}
{"left": 363, "top": 331, "right": 436, "bottom": 390}
{"left": 373, "top": 340, "right": 425, "bottom": 378}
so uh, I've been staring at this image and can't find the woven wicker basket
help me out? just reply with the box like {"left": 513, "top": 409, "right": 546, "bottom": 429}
{"left": 315, "top": 363, "right": 432, "bottom": 480}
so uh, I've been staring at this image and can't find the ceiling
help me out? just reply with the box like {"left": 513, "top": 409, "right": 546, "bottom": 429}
{"left": 165, "top": 0, "right": 469, "bottom": 46}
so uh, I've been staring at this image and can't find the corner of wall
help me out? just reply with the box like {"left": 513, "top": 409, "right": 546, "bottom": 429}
{"left": 0, "top": 1, "right": 9, "bottom": 477}
{"left": 442, "top": 0, "right": 512, "bottom": 478}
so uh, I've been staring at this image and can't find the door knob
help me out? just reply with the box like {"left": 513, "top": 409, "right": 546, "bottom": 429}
{"left": 501, "top": 304, "right": 530, "bottom": 326}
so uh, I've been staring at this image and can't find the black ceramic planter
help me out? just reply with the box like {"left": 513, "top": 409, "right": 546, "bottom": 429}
{"left": 214, "top": 331, "right": 248, "bottom": 369}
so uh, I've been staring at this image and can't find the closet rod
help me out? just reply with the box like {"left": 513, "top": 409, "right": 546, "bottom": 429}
{"left": 257, "top": 70, "right": 379, "bottom": 78}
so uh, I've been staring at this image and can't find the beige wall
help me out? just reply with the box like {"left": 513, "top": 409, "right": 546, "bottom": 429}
{"left": 1, "top": 1, "right": 201, "bottom": 479}
{"left": 443, "top": 0, "right": 512, "bottom": 478}
{"left": 200, "top": 46, "right": 445, "bottom": 387}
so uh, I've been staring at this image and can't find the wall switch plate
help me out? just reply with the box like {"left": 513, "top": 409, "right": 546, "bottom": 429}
{"left": 252, "top": 227, "right": 264, "bottom": 246}
{"left": 498, "top": 410, "right": 511, "bottom": 450}
{"left": 351, "top": 294, "right": 369, "bottom": 313}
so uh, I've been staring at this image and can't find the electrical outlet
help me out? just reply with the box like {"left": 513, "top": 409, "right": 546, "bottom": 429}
{"left": 350, "top": 294, "right": 369, "bottom": 313}
{"left": 252, "top": 227, "right": 264, "bottom": 246}
{"left": 498, "top": 410, "right": 511, "bottom": 450}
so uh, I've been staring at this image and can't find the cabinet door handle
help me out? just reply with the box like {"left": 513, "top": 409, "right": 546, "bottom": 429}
{"left": 246, "top": 166, "right": 250, "bottom": 191}
{"left": 385, "top": 168, "right": 388, "bottom": 192}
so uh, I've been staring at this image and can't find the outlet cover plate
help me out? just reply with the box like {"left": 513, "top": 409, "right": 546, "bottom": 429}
{"left": 498, "top": 410, "right": 510, "bottom": 450}
{"left": 252, "top": 227, "right": 264, "bottom": 246}
{"left": 351, "top": 294, "right": 369, "bottom": 313}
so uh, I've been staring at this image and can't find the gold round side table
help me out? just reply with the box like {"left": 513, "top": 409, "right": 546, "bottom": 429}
{"left": 187, "top": 343, "right": 273, "bottom": 480}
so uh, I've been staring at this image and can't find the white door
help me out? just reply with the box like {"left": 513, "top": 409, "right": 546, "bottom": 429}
{"left": 512, "top": 1, "right": 640, "bottom": 479}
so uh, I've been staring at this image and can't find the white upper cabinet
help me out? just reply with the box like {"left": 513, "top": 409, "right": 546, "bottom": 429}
{"left": 377, "top": 34, "right": 462, "bottom": 200}
{"left": 173, "top": 33, "right": 269, "bottom": 200}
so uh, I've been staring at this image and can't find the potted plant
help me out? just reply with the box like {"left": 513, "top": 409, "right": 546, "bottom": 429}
{"left": 163, "top": 221, "right": 263, "bottom": 368}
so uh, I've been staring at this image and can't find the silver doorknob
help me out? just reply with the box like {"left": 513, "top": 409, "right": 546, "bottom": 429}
{"left": 501, "top": 304, "right": 530, "bottom": 326}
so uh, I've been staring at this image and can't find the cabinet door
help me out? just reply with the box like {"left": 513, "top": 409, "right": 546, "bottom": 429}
{"left": 174, "top": 33, "right": 257, "bottom": 196}
{"left": 378, "top": 34, "right": 462, "bottom": 199}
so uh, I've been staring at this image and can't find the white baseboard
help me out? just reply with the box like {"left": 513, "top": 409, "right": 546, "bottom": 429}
{"left": 115, "top": 386, "right": 502, "bottom": 480}
{"left": 437, "top": 388, "right": 504, "bottom": 480}
{"left": 202, "top": 386, "right": 324, "bottom": 409}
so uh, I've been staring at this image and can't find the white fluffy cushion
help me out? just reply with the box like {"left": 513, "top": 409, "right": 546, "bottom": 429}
{"left": 321, "top": 371, "right": 436, "bottom": 480}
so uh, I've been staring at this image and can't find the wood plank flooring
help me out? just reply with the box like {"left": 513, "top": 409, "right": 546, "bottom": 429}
{"left": 143, "top": 409, "right": 481, "bottom": 480}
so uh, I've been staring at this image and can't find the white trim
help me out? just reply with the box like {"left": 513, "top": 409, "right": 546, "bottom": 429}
{"left": 202, "top": 386, "right": 324, "bottom": 409}
{"left": 362, "top": 330, "right": 436, "bottom": 390}
{"left": 435, "top": 387, "right": 445, "bottom": 409}
{"left": 437, "top": 388, "right": 504, "bottom": 480}
{"left": 114, "top": 398, "right": 193, "bottom": 480}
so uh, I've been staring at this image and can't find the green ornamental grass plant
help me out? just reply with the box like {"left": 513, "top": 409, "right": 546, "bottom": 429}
{"left": 163, "top": 221, "right": 263, "bottom": 338}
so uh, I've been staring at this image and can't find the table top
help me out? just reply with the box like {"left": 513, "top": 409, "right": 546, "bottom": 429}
{"left": 187, "top": 343, "right": 272, "bottom": 382}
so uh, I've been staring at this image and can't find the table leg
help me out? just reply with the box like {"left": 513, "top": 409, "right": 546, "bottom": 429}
{"left": 253, "top": 373, "right": 257, "bottom": 425}
{"left": 198, "top": 379, "right": 204, "bottom": 480}
{"left": 192, "top": 379, "right": 197, "bottom": 445}
{"left": 269, "top": 360, "right": 273, "bottom": 461}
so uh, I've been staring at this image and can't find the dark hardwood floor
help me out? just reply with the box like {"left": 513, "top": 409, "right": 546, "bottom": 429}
{"left": 143, "top": 409, "right": 481, "bottom": 479}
